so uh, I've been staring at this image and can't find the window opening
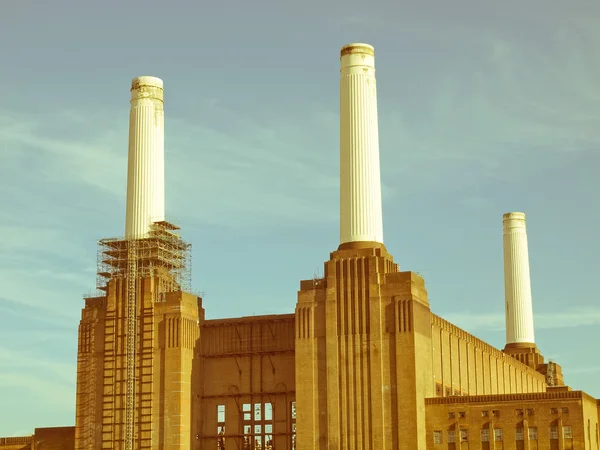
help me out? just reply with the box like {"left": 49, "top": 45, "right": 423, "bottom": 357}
{"left": 217, "top": 404, "right": 225, "bottom": 450}
{"left": 447, "top": 430, "right": 456, "bottom": 443}
{"left": 291, "top": 401, "right": 296, "bottom": 450}
{"left": 494, "top": 428, "right": 503, "bottom": 441}
{"left": 515, "top": 427, "right": 524, "bottom": 441}
{"left": 563, "top": 426, "right": 573, "bottom": 439}
{"left": 528, "top": 427, "right": 538, "bottom": 441}
{"left": 481, "top": 429, "right": 489, "bottom": 442}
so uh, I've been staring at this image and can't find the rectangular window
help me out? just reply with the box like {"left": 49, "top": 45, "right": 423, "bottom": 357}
{"left": 265, "top": 403, "right": 273, "bottom": 421}
{"left": 550, "top": 426, "right": 559, "bottom": 440}
{"left": 217, "top": 404, "right": 226, "bottom": 424}
{"left": 448, "top": 412, "right": 455, "bottom": 419}
{"left": 526, "top": 408, "right": 534, "bottom": 416}
{"left": 494, "top": 428, "right": 503, "bottom": 441}
{"left": 529, "top": 427, "right": 538, "bottom": 440}
{"left": 481, "top": 429, "right": 490, "bottom": 442}
{"left": 562, "top": 407, "right": 569, "bottom": 414}
{"left": 243, "top": 403, "right": 251, "bottom": 421}
{"left": 515, "top": 427, "right": 524, "bottom": 441}
{"left": 551, "top": 408, "right": 558, "bottom": 414}
{"left": 447, "top": 430, "right": 456, "bottom": 443}
{"left": 460, "top": 429, "right": 468, "bottom": 442}
{"left": 458, "top": 412, "right": 466, "bottom": 419}
{"left": 254, "top": 403, "right": 262, "bottom": 421}
{"left": 433, "top": 430, "right": 442, "bottom": 444}
{"left": 492, "top": 410, "right": 500, "bottom": 417}
{"left": 217, "top": 405, "right": 225, "bottom": 450}
{"left": 481, "top": 410, "right": 489, "bottom": 417}
{"left": 515, "top": 408, "right": 523, "bottom": 416}
{"left": 563, "top": 426, "right": 573, "bottom": 439}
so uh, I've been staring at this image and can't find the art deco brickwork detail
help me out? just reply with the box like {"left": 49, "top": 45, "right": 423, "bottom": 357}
{"left": 296, "top": 244, "right": 434, "bottom": 450}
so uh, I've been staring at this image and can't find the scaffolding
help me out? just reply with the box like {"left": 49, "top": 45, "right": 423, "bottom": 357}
{"left": 547, "top": 360, "right": 556, "bottom": 387}
{"left": 96, "top": 221, "right": 192, "bottom": 297}
{"left": 124, "top": 239, "right": 137, "bottom": 450}
{"left": 94, "top": 220, "right": 192, "bottom": 450}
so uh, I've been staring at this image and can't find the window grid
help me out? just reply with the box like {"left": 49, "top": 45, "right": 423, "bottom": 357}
{"left": 481, "top": 429, "right": 490, "bottom": 442}
{"left": 242, "top": 402, "right": 274, "bottom": 450}
{"left": 433, "top": 430, "right": 442, "bottom": 444}
{"left": 460, "top": 429, "right": 468, "bottom": 442}
{"left": 291, "top": 401, "right": 296, "bottom": 450}
{"left": 529, "top": 427, "right": 538, "bottom": 441}
{"left": 494, "top": 428, "right": 503, "bottom": 442}
{"left": 563, "top": 426, "right": 573, "bottom": 439}
{"left": 550, "top": 426, "right": 559, "bottom": 440}
{"left": 217, "top": 405, "right": 226, "bottom": 450}
{"left": 447, "top": 430, "right": 456, "bottom": 443}
{"left": 515, "top": 427, "right": 524, "bottom": 441}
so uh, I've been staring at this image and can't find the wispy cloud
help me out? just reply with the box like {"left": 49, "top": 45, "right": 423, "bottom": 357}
{"left": 378, "top": 22, "right": 600, "bottom": 190}
{"left": 0, "top": 347, "right": 76, "bottom": 409}
{"left": 568, "top": 366, "right": 600, "bottom": 375}
{"left": 441, "top": 307, "right": 600, "bottom": 332}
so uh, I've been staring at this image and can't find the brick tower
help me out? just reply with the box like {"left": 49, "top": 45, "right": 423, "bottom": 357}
{"left": 294, "top": 43, "right": 434, "bottom": 450}
{"left": 74, "top": 77, "right": 202, "bottom": 449}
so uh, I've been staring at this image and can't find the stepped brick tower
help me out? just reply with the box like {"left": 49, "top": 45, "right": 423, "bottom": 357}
{"left": 74, "top": 76, "right": 202, "bottom": 450}
{"left": 295, "top": 43, "right": 434, "bottom": 450}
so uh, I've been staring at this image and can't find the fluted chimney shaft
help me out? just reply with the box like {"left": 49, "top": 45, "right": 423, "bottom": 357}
{"left": 503, "top": 212, "right": 535, "bottom": 345}
{"left": 339, "top": 43, "right": 384, "bottom": 245}
{"left": 125, "top": 76, "right": 165, "bottom": 239}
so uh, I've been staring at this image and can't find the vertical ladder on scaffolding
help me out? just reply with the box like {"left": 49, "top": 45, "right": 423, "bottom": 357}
{"left": 125, "top": 239, "right": 138, "bottom": 450}
{"left": 85, "top": 327, "right": 96, "bottom": 449}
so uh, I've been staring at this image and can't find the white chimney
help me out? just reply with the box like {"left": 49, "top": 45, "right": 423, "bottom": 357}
{"left": 503, "top": 212, "right": 535, "bottom": 345}
{"left": 339, "top": 43, "right": 384, "bottom": 245}
{"left": 125, "top": 76, "right": 165, "bottom": 239}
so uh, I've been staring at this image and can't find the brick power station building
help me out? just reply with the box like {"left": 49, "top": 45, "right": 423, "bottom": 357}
{"left": 1, "top": 43, "right": 599, "bottom": 450}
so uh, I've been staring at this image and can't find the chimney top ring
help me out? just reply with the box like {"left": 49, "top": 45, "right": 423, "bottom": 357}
{"left": 341, "top": 43, "right": 375, "bottom": 57}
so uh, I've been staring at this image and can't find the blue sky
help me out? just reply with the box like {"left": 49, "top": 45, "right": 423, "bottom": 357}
{"left": 1, "top": 0, "right": 599, "bottom": 436}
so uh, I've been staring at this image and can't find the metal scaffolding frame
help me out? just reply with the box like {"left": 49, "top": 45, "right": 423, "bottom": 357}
{"left": 91, "top": 220, "right": 192, "bottom": 449}
{"left": 96, "top": 220, "right": 192, "bottom": 297}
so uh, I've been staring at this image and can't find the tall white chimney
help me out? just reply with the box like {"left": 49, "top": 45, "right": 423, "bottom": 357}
{"left": 503, "top": 212, "right": 535, "bottom": 345}
{"left": 125, "top": 76, "right": 165, "bottom": 239}
{"left": 339, "top": 43, "right": 384, "bottom": 245}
